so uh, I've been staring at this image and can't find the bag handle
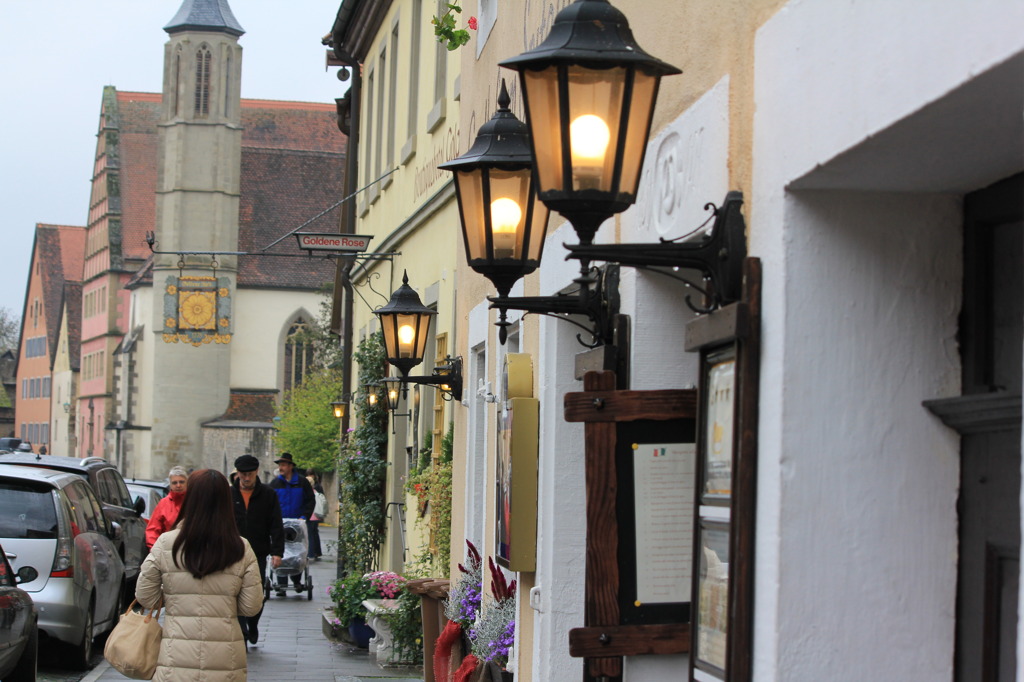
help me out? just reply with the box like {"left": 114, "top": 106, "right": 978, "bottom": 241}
{"left": 125, "top": 598, "right": 164, "bottom": 623}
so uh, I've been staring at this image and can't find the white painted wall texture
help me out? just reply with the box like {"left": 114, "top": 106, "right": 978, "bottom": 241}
{"left": 753, "top": 1, "right": 1023, "bottom": 680}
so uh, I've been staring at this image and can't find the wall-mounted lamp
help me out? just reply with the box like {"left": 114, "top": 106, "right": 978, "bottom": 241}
{"left": 331, "top": 398, "right": 348, "bottom": 420}
{"left": 374, "top": 272, "right": 464, "bottom": 401}
{"left": 499, "top": 0, "right": 681, "bottom": 251}
{"left": 439, "top": 80, "right": 550, "bottom": 344}
{"left": 63, "top": 402, "right": 71, "bottom": 414}
{"left": 445, "top": 0, "right": 746, "bottom": 356}
{"left": 363, "top": 382, "right": 380, "bottom": 408}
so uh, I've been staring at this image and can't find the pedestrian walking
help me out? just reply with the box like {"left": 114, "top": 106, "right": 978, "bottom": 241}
{"left": 135, "top": 469, "right": 263, "bottom": 681}
{"left": 269, "top": 453, "right": 314, "bottom": 594}
{"left": 306, "top": 468, "right": 326, "bottom": 560}
{"left": 145, "top": 466, "right": 188, "bottom": 548}
{"left": 231, "top": 454, "right": 284, "bottom": 644}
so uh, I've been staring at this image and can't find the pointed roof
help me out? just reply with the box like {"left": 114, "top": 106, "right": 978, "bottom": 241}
{"left": 164, "top": 0, "right": 244, "bottom": 37}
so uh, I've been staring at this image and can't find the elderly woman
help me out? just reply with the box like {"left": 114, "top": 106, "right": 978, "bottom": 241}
{"left": 145, "top": 466, "right": 188, "bottom": 548}
{"left": 136, "top": 469, "right": 263, "bottom": 680}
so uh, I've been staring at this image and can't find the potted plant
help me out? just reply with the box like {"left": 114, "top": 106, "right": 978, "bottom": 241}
{"left": 328, "top": 572, "right": 379, "bottom": 648}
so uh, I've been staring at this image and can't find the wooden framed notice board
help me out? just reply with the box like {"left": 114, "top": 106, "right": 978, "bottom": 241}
{"left": 564, "top": 376, "right": 697, "bottom": 681}
{"left": 687, "top": 258, "right": 761, "bottom": 682}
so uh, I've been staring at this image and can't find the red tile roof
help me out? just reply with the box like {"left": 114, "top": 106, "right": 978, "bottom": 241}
{"left": 32, "top": 224, "right": 86, "bottom": 369}
{"left": 105, "top": 89, "right": 346, "bottom": 290}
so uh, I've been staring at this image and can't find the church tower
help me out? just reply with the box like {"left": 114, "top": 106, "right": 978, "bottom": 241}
{"left": 150, "top": 0, "right": 244, "bottom": 471}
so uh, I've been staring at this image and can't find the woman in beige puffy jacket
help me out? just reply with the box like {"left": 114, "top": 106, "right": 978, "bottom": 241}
{"left": 137, "top": 469, "right": 264, "bottom": 681}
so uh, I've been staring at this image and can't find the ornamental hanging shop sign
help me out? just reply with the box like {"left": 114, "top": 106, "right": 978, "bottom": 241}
{"left": 294, "top": 232, "right": 373, "bottom": 254}
{"left": 162, "top": 276, "right": 233, "bottom": 346}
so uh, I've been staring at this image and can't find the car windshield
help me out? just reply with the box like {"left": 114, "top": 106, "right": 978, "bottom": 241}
{"left": 0, "top": 481, "right": 58, "bottom": 539}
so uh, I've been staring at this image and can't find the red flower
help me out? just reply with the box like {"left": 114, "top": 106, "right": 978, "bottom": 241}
{"left": 468, "top": 16, "right": 478, "bottom": 30}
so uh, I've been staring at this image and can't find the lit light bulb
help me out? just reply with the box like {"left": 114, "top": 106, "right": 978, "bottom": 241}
{"left": 490, "top": 197, "right": 522, "bottom": 259}
{"left": 570, "top": 114, "right": 610, "bottom": 189}
{"left": 368, "top": 393, "right": 378, "bottom": 406}
{"left": 398, "top": 324, "right": 416, "bottom": 349}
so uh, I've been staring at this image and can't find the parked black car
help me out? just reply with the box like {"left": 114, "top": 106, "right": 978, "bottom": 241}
{"left": 0, "top": 437, "right": 25, "bottom": 453}
{"left": 0, "top": 455, "right": 146, "bottom": 590}
{"left": 0, "top": 542, "right": 38, "bottom": 681}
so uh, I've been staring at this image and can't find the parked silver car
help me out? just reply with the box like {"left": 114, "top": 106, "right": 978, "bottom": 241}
{"left": 126, "top": 483, "right": 163, "bottom": 522}
{"left": 0, "top": 464, "right": 124, "bottom": 669}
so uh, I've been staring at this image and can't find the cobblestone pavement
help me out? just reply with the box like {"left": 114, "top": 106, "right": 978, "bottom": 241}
{"left": 53, "top": 526, "right": 425, "bottom": 682}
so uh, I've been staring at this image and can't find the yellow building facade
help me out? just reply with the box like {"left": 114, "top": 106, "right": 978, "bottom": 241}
{"left": 333, "top": 0, "right": 463, "bottom": 575}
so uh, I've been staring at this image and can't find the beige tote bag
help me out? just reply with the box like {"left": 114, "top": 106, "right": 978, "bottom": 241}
{"left": 103, "top": 598, "right": 163, "bottom": 679}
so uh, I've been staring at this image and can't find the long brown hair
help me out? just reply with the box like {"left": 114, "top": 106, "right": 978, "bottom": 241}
{"left": 171, "top": 469, "right": 245, "bottom": 578}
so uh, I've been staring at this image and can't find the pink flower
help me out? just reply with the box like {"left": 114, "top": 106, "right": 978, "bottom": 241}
{"left": 468, "top": 16, "right": 478, "bottom": 30}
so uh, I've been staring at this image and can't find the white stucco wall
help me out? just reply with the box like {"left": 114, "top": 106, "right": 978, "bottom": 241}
{"left": 753, "top": 2, "right": 1024, "bottom": 680}
{"left": 619, "top": 76, "right": 730, "bottom": 394}
{"left": 230, "top": 288, "right": 324, "bottom": 390}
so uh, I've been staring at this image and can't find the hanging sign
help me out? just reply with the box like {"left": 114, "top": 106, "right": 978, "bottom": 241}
{"left": 495, "top": 353, "right": 539, "bottom": 572}
{"left": 294, "top": 232, "right": 374, "bottom": 253}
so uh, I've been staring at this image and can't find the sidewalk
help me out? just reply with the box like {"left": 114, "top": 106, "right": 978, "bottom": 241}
{"left": 86, "top": 525, "right": 423, "bottom": 682}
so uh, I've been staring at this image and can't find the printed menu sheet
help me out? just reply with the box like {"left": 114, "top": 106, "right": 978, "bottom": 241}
{"left": 633, "top": 442, "right": 696, "bottom": 604}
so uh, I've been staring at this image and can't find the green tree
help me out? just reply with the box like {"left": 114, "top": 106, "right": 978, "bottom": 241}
{"left": 274, "top": 368, "right": 346, "bottom": 473}
{"left": 336, "top": 332, "right": 390, "bottom": 574}
{"left": 0, "top": 307, "right": 20, "bottom": 352}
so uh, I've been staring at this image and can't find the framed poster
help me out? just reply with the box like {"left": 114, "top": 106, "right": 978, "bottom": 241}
{"left": 614, "top": 416, "right": 695, "bottom": 627}
{"left": 633, "top": 442, "right": 695, "bottom": 605}
{"left": 703, "top": 348, "right": 736, "bottom": 503}
{"left": 694, "top": 520, "right": 730, "bottom": 678}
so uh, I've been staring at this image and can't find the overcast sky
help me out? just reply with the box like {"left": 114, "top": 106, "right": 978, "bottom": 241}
{"left": 0, "top": 0, "right": 349, "bottom": 319}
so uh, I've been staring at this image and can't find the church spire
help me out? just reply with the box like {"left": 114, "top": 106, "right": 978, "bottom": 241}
{"left": 164, "top": 0, "right": 244, "bottom": 37}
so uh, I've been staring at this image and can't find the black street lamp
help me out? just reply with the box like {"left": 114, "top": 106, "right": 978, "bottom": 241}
{"left": 374, "top": 272, "right": 464, "bottom": 400}
{"left": 498, "top": 0, "right": 681, "bottom": 251}
{"left": 330, "top": 399, "right": 348, "bottom": 420}
{"left": 439, "top": 80, "right": 550, "bottom": 343}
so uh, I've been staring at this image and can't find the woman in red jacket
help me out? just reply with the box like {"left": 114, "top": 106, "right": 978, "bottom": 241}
{"left": 145, "top": 466, "right": 188, "bottom": 548}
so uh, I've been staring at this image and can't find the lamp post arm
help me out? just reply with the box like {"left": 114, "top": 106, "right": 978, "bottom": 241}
{"left": 565, "top": 191, "right": 747, "bottom": 307}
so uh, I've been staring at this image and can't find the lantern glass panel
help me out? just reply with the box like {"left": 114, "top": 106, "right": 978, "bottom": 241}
{"left": 619, "top": 70, "right": 658, "bottom": 196}
{"left": 522, "top": 68, "right": 563, "bottom": 193}
{"left": 455, "top": 169, "right": 487, "bottom": 261}
{"left": 382, "top": 312, "right": 431, "bottom": 363}
{"left": 565, "top": 65, "right": 626, "bottom": 193}
{"left": 487, "top": 170, "right": 532, "bottom": 260}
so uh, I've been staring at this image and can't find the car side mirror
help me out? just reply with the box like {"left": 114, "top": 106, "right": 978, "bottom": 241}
{"left": 15, "top": 566, "right": 38, "bottom": 584}
{"left": 134, "top": 496, "right": 146, "bottom": 516}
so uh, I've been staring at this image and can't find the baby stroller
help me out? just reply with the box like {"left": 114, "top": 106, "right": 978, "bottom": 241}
{"left": 265, "top": 518, "right": 313, "bottom": 600}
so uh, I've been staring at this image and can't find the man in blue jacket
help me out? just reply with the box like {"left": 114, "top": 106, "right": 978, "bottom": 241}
{"left": 269, "top": 452, "right": 315, "bottom": 595}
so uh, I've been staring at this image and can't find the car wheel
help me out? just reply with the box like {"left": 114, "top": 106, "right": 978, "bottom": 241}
{"left": 6, "top": 620, "right": 37, "bottom": 682}
{"left": 71, "top": 601, "right": 95, "bottom": 670}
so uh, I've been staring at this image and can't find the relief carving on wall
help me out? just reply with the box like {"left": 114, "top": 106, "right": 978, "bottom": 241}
{"left": 636, "top": 126, "right": 709, "bottom": 241}
{"left": 162, "top": 275, "right": 233, "bottom": 346}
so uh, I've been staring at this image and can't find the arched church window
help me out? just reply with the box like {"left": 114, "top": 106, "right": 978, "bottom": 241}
{"left": 172, "top": 48, "right": 182, "bottom": 116}
{"left": 195, "top": 46, "right": 211, "bottom": 118}
{"left": 224, "top": 50, "right": 231, "bottom": 117}
{"left": 283, "top": 318, "right": 314, "bottom": 393}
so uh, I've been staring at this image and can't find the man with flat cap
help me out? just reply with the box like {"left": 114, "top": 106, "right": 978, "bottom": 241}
{"left": 269, "top": 452, "right": 315, "bottom": 595}
{"left": 231, "top": 454, "right": 284, "bottom": 645}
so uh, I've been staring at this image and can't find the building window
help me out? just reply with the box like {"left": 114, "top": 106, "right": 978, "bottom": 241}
{"left": 195, "top": 46, "right": 211, "bottom": 117}
{"left": 224, "top": 50, "right": 231, "bottom": 117}
{"left": 43, "top": 377, "right": 50, "bottom": 398}
{"left": 376, "top": 45, "right": 387, "bottom": 181}
{"left": 364, "top": 66, "right": 375, "bottom": 190}
{"left": 172, "top": 47, "right": 182, "bottom": 115}
{"left": 283, "top": 318, "right": 314, "bottom": 394}
{"left": 21, "top": 379, "right": 27, "bottom": 399}
{"left": 405, "top": 1, "right": 421, "bottom": 150}
{"left": 387, "top": 20, "right": 399, "bottom": 170}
